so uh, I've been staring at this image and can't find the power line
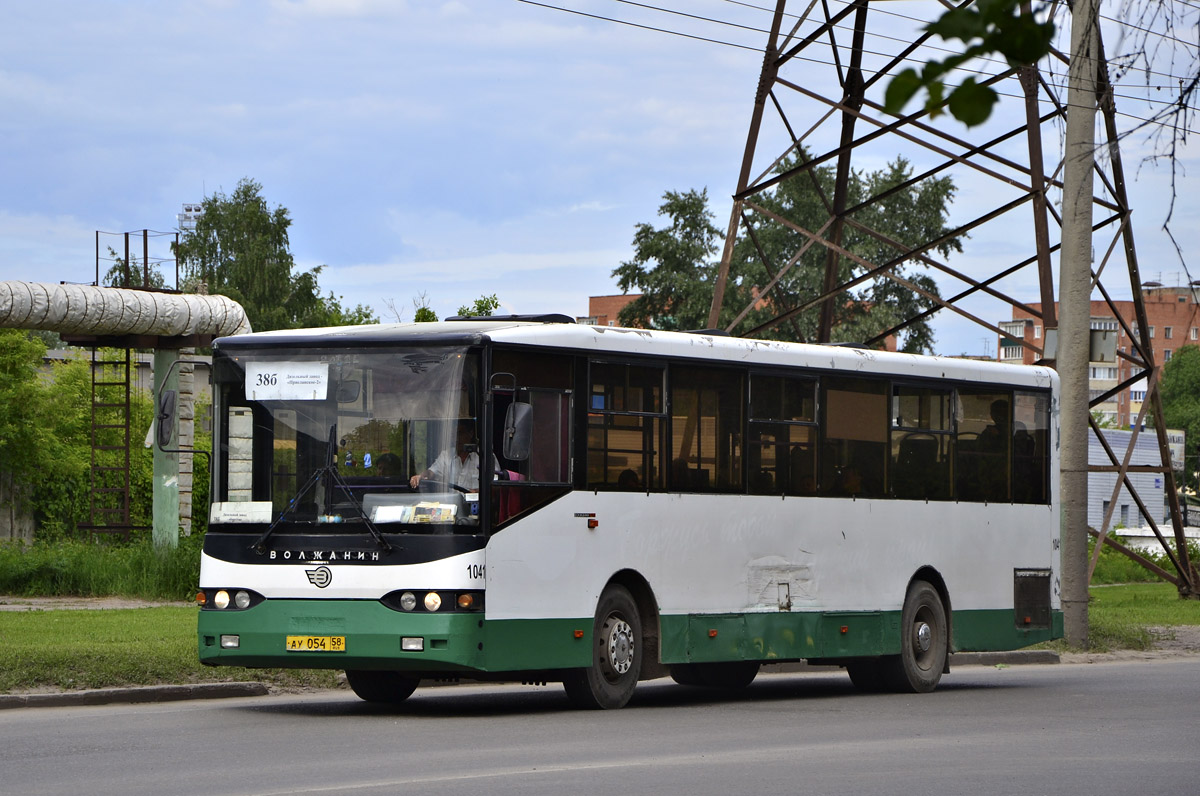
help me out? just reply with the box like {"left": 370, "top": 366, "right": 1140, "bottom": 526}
{"left": 517, "top": 0, "right": 1200, "bottom": 134}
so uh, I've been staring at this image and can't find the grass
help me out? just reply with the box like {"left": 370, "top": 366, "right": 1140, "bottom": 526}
{"left": 0, "top": 606, "right": 342, "bottom": 693}
{"left": 0, "top": 537, "right": 203, "bottom": 601}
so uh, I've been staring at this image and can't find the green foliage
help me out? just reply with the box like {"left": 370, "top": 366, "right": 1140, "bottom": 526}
{"left": 0, "top": 330, "right": 47, "bottom": 477}
{"left": 1089, "top": 533, "right": 1200, "bottom": 586}
{"left": 101, "top": 246, "right": 166, "bottom": 289}
{"left": 0, "top": 605, "right": 342, "bottom": 692}
{"left": 456, "top": 294, "right": 501, "bottom": 318}
{"left": 0, "top": 535, "right": 203, "bottom": 600}
{"left": 614, "top": 189, "right": 723, "bottom": 333}
{"left": 616, "top": 156, "right": 959, "bottom": 352}
{"left": 884, "top": 0, "right": 1055, "bottom": 126}
{"left": 1161, "top": 344, "right": 1200, "bottom": 487}
{"left": 173, "top": 178, "right": 377, "bottom": 332}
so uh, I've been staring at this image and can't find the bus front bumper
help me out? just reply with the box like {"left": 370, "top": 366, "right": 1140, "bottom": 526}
{"left": 198, "top": 599, "right": 486, "bottom": 672}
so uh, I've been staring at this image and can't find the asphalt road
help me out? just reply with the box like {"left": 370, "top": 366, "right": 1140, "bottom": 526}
{"left": 1, "top": 660, "right": 1196, "bottom": 796}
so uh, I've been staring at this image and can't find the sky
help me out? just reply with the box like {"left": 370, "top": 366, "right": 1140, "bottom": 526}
{"left": 2, "top": 0, "right": 1196, "bottom": 357}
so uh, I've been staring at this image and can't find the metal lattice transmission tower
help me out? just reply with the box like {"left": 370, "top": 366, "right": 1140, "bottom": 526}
{"left": 707, "top": 0, "right": 1197, "bottom": 595}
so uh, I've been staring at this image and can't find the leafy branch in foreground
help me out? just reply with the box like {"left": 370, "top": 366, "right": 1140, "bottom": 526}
{"left": 884, "top": 0, "right": 1055, "bottom": 126}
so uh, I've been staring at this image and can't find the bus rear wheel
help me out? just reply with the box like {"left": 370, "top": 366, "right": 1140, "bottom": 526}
{"left": 345, "top": 670, "right": 420, "bottom": 703}
{"left": 882, "top": 580, "right": 947, "bottom": 693}
{"left": 562, "top": 585, "right": 642, "bottom": 709}
{"left": 670, "top": 662, "right": 760, "bottom": 689}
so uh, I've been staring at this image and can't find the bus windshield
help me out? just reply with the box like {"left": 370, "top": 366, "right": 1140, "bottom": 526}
{"left": 210, "top": 345, "right": 486, "bottom": 531}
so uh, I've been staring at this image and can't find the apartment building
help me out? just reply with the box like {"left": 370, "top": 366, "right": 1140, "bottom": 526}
{"left": 999, "top": 283, "right": 1200, "bottom": 427}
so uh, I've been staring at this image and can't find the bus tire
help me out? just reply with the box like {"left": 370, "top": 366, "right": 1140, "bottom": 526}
{"left": 670, "top": 662, "right": 759, "bottom": 689}
{"left": 883, "top": 580, "right": 947, "bottom": 693}
{"left": 562, "top": 585, "right": 642, "bottom": 709}
{"left": 345, "top": 670, "right": 420, "bottom": 703}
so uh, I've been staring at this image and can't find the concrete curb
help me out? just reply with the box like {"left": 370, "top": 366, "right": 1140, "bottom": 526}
{"left": 0, "top": 682, "right": 269, "bottom": 710}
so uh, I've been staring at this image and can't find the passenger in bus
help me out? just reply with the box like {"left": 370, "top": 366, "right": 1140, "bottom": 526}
{"left": 617, "top": 469, "right": 643, "bottom": 490}
{"left": 978, "top": 399, "right": 1011, "bottom": 451}
{"left": 409, "top": 422, "right": 499, "bottom": 491}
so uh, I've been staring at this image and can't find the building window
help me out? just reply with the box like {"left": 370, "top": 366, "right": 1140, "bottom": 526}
{"left": 1165, "top": 326, "right": 1173, "bottom": 339}
{"left": 1164, "top": 349, "right": 1172, "bottom": 362}
{"left": 1089, "top": 366, "right": 1117, "bottom": 380}
{"left": 1000, "top": 346, "right": 1023, "bottom": 361}
{"left": 1034, "top": 325, "right": 1042, "bottom": 339}
{"left": 1191, "top": 327, "right": 1198, "bottom": 340}
{"left": 1149, "top": 326, "right": 1155, "bottom": 338}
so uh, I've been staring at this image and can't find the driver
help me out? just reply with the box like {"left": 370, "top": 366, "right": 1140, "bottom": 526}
{"left": 409, "top": 421, "right": 497, "bottom": 491}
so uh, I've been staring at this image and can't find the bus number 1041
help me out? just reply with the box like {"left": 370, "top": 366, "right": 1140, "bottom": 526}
{"left": 467, "top": 564, "right": 485, "bottom": 580}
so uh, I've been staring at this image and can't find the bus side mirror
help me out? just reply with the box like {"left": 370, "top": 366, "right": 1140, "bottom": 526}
{"left": 157, "top": 389, "right": 177, "bottom": 449}
{"left": 503, "top": 403, "right": 533, "bottom": 461}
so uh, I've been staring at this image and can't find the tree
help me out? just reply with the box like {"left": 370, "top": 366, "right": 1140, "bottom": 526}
{"left": 613, "top": 189, "right": 724, "bottom": 332}
{"left": 456, "top": 294, "right": 501, "bottom": 318}
{"left": 615, "top": 157, "right": 960, "bottom": 352}
{"left": 413, "top": 293, "right": 438, "bottom": 323}
{"left": 101, "top": 246, "right": 166, "bottom": 290}
{"left": 173, "top": 178, "right": 376, "bottom": 331}
{"left": 1161, "top": 344, "right": 1200, "bottom": 489}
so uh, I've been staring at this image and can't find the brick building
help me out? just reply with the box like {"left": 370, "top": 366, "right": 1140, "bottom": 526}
{"left": 999, "top": 283, "right": 1200, "bottom": 427}
{"left": 577, "top": 294, "right": 640, "bottom": 327}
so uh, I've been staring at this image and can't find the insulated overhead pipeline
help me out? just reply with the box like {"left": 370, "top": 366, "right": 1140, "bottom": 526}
{"left": 0, "top": 281, "right": 251, "bottom": 338}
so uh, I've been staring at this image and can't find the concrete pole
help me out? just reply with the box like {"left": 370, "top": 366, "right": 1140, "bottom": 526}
{"left": 152, "top": 349, "right": 180, "bottom": 549}
{"left": 1059, "top": 0, "right": 1101, "bottom": 647}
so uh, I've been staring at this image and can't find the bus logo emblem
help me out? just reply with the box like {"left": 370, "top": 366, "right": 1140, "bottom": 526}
{"left": 306, "top": 566, "right": 332, "bottom": 588}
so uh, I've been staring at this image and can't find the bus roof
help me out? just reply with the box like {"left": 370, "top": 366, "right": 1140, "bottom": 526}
{"left": 215, "top": 318, "right": 1057, "bottom": 390}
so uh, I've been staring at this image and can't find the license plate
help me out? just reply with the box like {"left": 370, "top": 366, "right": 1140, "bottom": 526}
{"left": 286, "top": 635, "right": 346, "bottom": 652}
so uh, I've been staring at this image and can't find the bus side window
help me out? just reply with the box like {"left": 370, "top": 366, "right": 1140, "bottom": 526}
{"left": 1013, "top": 391, "right": 1050, "bottom": 504}
{"left": 821, "top": 377, "right": 888, "bottom": 498}
{"left": 956, "top": 390, "right": 1012, "bottom": 502}
{"left": 890, "top": 385, "right": 953, "bottom": 501}
{"left": 749, "top": 374, "right": 817, "bottom": 495}
{"left": 586, "top": 362, "right": 665, "bottom": 490}
{"left": 670, "top": 367, "right": 744, "bottom": 492}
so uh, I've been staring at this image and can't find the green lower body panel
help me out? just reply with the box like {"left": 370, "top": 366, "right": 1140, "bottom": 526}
{"left": 198, "top": 600, "right": 592, "bottom": 673}
{"left": 658, "top": 608, "right": 1063, "bottom": 663}
{"left": 199, "top": 600, "right": 1064, "bottom": 674}
{"left": 951, "top": 608, "right": 1064, "bottom": 651}
{"left": 199, "top": 600, "right": 488, "bottom": 672}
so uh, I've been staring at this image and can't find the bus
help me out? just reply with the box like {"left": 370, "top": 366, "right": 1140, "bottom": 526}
{"left": 197, "top": 315, "right": 1061, "bottom": 709}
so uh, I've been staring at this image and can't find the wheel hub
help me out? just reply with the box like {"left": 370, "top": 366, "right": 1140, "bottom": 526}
{"left": 607, "top": 619, "right": 634, "bottom": 675}
{"left": 915, "top": 621, "right": 932, "bottom": 653}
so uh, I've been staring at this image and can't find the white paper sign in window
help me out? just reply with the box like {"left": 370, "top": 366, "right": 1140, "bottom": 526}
{"left": 245, "top": 362, "right": 329, "bottom": 400}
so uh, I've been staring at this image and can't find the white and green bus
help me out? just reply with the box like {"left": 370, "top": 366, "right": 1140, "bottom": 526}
{"left": 197, "top": 315, "right": 1061, "bottom": 708}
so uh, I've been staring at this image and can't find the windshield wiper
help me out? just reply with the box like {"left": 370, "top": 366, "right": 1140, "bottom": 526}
{"left": 251, "top": 425, "right": 393, "bottom": 555}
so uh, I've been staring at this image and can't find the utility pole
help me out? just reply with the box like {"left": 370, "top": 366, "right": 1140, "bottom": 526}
{"left": 1059, "top": 0, "right": 1102, "bottom": 646}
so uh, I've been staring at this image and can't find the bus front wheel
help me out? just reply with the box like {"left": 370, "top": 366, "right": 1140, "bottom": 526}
{"left": 883, "top": 580, "right": 947, "bottom": 693}
{"left": 562, "top": 585, "right": 642, "bottom": 709}
{"left": 345, "top": 670, "right": 420, "bottom": 704}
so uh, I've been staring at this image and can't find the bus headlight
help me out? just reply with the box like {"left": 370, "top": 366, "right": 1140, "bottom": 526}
{"left": 234, "top": 590, "right": 251, "bottom": 610}
{"left": 214, "top": 590, "right": 231, "bottom": 610}
{"left": 399, "top": 591, "right": 417, "bottom": 611}
{"left": 424, "top": 592, "right": 442, "bottom": 612}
